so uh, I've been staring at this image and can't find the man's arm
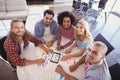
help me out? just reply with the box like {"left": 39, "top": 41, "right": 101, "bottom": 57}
{"left": 4, "top": 40, "right": 45, "bottom": 66}
{"left": 25, "top": 58, "right": 45, "bottom": 66}
{"left": 29, "top": 34, "right": 53, "bottom": 53}
{"left": 69, "top": 55, "right": 86, "bottom": 72}
{"left": 57, "top": 27, "right": 61, "bottom": 46}
{"left": 55, "top": 65, "right": 78, "bottom": 80}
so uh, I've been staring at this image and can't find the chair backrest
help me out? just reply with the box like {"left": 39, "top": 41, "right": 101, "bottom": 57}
{"left": 86, "top": 9, "right": 99, "bottom": 18}
{"left": 0, "top": 36, "right": 7, "bottom": 60}
{"left": 0, "top": 36, "right": 16, "bottom": 72}
{"left": 98, "top": 0, "right": 108, "bottom": 9}
{"left": 109, "top": 63, "right": 120, "bottom": 80}
{"left": 94, "top": 33, "right": 114, "bottom": 55}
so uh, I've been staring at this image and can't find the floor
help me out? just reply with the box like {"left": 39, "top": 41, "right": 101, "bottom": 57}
{"left": 0, "top": 57, "right": 18, "bottom": 80}
{"left": 0, "top": 1, "right": 120, "bottom": 80}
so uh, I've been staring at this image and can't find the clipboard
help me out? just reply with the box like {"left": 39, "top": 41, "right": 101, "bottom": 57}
{"left": 50, "top": 52, "right": 61, "bottom": 63}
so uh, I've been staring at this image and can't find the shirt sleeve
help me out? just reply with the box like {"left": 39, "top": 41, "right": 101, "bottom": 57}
{"left": 34, "top": 21, "right": 45, "bottom": 43}
{"left": 57, "top": 27, "right": 61, "bottom": 45}
{"left": 85, "top": 76, "right": 100, "bottom": 80}
{"left": 52, "top": 21, "right": 58, "bottom": 41}
{"left": 4, "top": 41, "right": 26, "bottom": 66}
{"left": 78, "top": 39, "right": 89, "bottom": 50}
{"left": 29, "top": 34, "right": 42, "bottom": 46}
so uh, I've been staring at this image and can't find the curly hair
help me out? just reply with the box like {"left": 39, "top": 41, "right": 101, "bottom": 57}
{"left": 57, "top": 11, "right": 77, "bottom": 25}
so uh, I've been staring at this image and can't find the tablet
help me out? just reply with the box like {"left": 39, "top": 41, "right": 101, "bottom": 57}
{"left": 50, "top": 52, "right": 61, "bottom": 63}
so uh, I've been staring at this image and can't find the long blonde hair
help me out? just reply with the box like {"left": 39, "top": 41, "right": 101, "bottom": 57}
{"left": 74, "top": 19, "right": 93, "bottom": 44}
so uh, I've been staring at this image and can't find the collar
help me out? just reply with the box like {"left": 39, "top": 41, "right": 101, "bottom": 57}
{"left": 88, "top": 60, "right": 104, "bottom": 70}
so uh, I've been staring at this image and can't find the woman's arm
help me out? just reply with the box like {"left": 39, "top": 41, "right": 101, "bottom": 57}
{"left": 61, "top": 47, "right": 85, "bottom": 61}
{"left": 65, "top": 42, "right": 77, "bottom": 54}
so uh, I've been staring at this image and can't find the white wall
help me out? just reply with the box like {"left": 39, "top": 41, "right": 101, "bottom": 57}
{"left": 54, "top": 0, "right": 72, "bottom": 3}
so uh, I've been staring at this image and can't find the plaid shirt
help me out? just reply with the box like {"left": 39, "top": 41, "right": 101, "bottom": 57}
{"left": 4, "top": 34, "right": 41, "bottom": 66}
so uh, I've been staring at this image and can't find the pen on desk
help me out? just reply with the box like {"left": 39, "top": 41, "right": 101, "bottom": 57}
{"left": 44, "top": 56, "right": 47, "bottom": 61}
{"left": 43, "top": 56, "right": 48, "bottom": 67}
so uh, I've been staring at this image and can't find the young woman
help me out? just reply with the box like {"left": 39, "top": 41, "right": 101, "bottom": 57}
{"left": 61, "top": 19, "right": 93, "bottom": 61}
{"left": 56, "top": 11, "right": 77, "bottom": 50}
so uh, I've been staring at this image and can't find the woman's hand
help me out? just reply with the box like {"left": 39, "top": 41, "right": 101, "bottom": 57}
{"left": 65, "top": 48, "right": 72, "bottom": 54}
{"left": 56, "top": 45, "right": 63, "bottom": 50}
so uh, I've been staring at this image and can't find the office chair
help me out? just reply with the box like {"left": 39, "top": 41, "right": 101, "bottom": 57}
{"left": 86, "top": 9, "right": 99, "bottom": 25}
{"left": 94, "top": 33, "right": 114, "bottom": 55}
{"left": 0, "top": 36, "right": 16, "bottom": 72}
{"left": 109, "top": 63, "right": 120, "bottom": 80}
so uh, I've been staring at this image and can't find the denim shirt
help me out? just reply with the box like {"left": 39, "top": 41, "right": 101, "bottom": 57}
{"left": 34, "top": 19, "right": 58, "bottom": 43}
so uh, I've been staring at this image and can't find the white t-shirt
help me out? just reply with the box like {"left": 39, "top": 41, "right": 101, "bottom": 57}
{"left": 43, "top": 26, "right": 53, "bottom": 41}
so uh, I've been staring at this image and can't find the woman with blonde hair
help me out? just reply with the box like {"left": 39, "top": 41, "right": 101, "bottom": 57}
{"left": 61, "top": 19, "right": 93, "bottom": 61}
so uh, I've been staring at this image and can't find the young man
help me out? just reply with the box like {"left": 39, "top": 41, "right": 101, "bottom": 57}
{"left": 4, "top": 18, "right": 53, "bottom": 67}
{"left": 55, "top": 41, "right": 111, "bottom": 80}
{"left": 34, "top": 9, "right": 58, "bottom": 47}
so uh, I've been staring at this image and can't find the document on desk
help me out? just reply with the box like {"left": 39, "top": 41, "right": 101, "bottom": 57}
{"left": 50, "top": 52, "right": 61, "bottom": 63}
{"left": 17, "top": 42, "right": 85, "bottom": 80}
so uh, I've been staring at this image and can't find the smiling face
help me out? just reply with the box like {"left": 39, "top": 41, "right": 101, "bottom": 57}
{"left": 62, "top": 17, "right": 71, "bottom": 29}
{"left": 11, "top": 22, "right": 25, "bottom": 38}
{"left": 86, "top": 45, "right": 105, "bottom": 64}
{"left": 76, "top": 23, "right": 85, "bottom": 35}
{"left": 43, "top": 13, "right": 53, "bottom": 26}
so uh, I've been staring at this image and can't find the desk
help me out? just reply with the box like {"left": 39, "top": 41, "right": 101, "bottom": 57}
{"left": 17, "top": 42, "right": 85, "bottom": 80}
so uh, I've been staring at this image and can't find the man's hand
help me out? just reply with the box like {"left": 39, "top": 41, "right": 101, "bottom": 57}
{"left": 45, "top": 40, "right": 54, "bottom": 47}
{"left": 69, "top": 64, "right": 78, "bottom": 72}
{"left": 55, "top": 65, "right": 78, "bottom": 80}
{"left": 55, "top": 65, "right": 64, "bottom": 74}
{"left": 37, "top": 58, "right": 45, "bottom": 64}
{"left": 44, "top": 48, "right": 53, "bottom": 53}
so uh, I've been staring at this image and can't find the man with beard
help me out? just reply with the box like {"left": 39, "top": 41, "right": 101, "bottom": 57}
{"left": 34, "top": 9, "right": 58, "bottom": 47}
{"left": 4, "top": 18, "right": 53, "bottom": 68}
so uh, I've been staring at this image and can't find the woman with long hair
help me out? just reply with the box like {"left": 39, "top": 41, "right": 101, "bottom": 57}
{"left": 61, "top": 19, "right": 93, "bottom": 61}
